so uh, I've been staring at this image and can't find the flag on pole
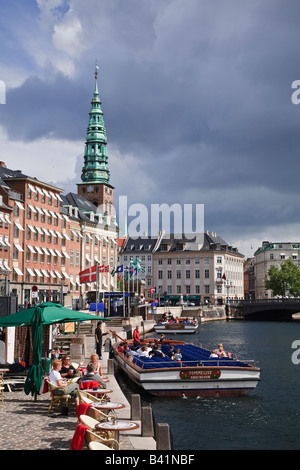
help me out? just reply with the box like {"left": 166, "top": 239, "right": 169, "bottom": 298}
{"left": 99, "top": 265, "right": 109, "bottom": 273}
{"left": 111, "top": 265, "right": 123, "bottom": 276}
{"left": 222, "top": 273, "right": 226, "bottom": 280}
{"left": 150, "top": 286, "right": 156, "bottom": 294}
{"left": 79, "top": 265, "right": 98, "bottom": 284}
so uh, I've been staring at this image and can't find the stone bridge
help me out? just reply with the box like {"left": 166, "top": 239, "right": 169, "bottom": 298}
{"left": 227, "top": 299, "right": 300, "bottom": 320}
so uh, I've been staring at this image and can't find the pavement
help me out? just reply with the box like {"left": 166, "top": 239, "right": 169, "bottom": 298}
{"left": 0, "top": 328, "right": 157, "bottom": 451}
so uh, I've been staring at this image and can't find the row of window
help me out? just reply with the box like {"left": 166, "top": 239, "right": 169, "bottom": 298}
{"left": 156, "top": 285, "right": 211, "bottom": 294}
{"left": 158, "top": 269, "right": 209, "bottom": 279}
{"left": 123, "top": 255, "right": 225, "bottom": 264}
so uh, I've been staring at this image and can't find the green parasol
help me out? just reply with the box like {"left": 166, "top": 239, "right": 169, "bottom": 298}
{"left": 0, "top": 302, "right": 109, "bottom": 399}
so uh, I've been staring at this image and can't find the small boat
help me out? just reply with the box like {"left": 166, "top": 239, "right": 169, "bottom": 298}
{"left": 154, "top": 317, "right": 199, "bottom": 334}
{"left": 112, "top": 336, "right": 261, "bottom": 398}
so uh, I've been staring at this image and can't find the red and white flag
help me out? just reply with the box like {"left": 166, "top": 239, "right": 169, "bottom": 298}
{"left": 79, "top": 265, "right": 98, "bottom": 284}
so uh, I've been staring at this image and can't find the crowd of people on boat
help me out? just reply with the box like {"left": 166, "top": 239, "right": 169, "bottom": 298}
{"left": 158, "top": 312, "right": 198, "bottom": 325}
{"left": 118, "top": 330, "right": 233, "bottom": 364}
{"left": 209, "top": 343, "right": 232, "bottom": 359}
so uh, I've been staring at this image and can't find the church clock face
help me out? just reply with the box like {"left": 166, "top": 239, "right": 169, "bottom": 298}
{"left": 87, "top": 185, "right": 94, "bottom": 192}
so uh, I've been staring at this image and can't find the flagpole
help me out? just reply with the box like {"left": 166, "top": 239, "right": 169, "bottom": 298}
{"left": 96, "top": 264, "right": 99, "bottom": 316}
{"left": 49, "top": 264, "right": 51, "bottom": 302}
{"left": 122, "top": 267, "right": 125, "bottom": 317}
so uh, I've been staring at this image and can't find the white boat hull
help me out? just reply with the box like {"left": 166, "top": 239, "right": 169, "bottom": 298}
{"left": 154, "top": 324, "right": 198, "bottom": 334}
{"left": 113, "top": 348, "right": 260, "bottom": 397}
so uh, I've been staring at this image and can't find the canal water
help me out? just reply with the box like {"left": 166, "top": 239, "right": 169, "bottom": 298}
{"left": 116, "top": 320, "right": 300, "bottom": 450}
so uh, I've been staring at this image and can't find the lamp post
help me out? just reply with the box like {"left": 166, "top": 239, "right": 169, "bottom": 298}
{"left": 225, "top": 281, "right": 232, "bottom": 305}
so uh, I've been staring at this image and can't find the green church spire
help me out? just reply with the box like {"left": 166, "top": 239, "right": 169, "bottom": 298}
{"left": 80, "top": 65, "right": 110, "bottom": 185}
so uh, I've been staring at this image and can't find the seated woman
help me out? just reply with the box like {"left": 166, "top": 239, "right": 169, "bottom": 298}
{"left": 216, "top": 344, "right": 227, "bottom": 357}
{"left": 90, "top": 354, "right": 103, "bottom": 376}
{"left": 48, "top": 359, "right": 79, "bottom": 406}
{"left": 60, "top": 355, "right": 83, "bottom": 379}
{"left": 80, "top": 362, "right": 106, "bottom": 389}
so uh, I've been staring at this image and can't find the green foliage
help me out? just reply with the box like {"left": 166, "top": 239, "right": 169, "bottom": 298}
{"left": 265, "top": 257, "right": 300, "bottom": 296}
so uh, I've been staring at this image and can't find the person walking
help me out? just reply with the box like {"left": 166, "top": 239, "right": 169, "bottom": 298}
{"left": 95, "top": 321, "right": 107, "bottom": 359}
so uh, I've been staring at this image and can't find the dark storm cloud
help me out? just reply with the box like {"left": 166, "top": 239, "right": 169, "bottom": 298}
{"left": 2, "top": 0, "right": 300, "bottom": 248}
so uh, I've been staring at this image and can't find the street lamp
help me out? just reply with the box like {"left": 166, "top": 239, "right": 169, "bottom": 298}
{"left": 225, "top": 280, "right": 232, "bottom": 305}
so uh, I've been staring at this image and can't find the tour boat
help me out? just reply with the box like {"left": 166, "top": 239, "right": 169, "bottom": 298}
{"left": 154, "top": 317, "right": 199, "bottom": 334}
{"left": 112, "top": 336, "right": 260, "bottom": 398}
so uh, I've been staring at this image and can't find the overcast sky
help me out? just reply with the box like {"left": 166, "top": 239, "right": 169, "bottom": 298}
{"left": 1, "top": 0, "right": 300, "bottom": 257}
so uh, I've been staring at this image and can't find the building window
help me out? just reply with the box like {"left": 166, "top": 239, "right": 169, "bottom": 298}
{"left": 70, "top": 250, "right": 74, "bottom": 266}
{"left": 205, "top": 269, "right": 209, "bottom": 279}
{"left": 176, "top": 270, "right": 181, "bottom": 279}
{"left": 158, "top": 270, "right": 163, "bottom": 279}
{"left": 205, "top": 285, "right": 210, "bottom": 293}
{"left": 185, "top": 285, "right": 190, "bottom": 294}
{"left": 195, "top": 269, "right": 200, "bottom": 279}
{"left": 158, "top": 258, "right": 163, "bottom": 265}
{"left": 167, "top": 270, "right": 172, "bottom": 279}
{"left": 177, "top": 285, "right": 181, "bottom": 294}
{"left": 186, "top": 270, "right": 190, "bottom": 279}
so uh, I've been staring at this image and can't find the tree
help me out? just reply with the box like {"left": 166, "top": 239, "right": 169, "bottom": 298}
{"left": 265, "top": 258, "right": 300, "bottom": 297}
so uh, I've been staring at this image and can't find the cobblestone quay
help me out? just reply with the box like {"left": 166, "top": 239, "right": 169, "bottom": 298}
{"left": 0, "top": 389, "right": 80, "bottom": 450}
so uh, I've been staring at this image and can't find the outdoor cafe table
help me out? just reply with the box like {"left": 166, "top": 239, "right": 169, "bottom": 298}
{"left": 95, "top": 420, "right": 140, "bottom": 441}
{"left": 93, "top": 401, "right": 125, "bottom": 411}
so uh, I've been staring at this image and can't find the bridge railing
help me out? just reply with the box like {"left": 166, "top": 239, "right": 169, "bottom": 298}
{"left": 230, "top": 298, "right": 300, "bottom": 306}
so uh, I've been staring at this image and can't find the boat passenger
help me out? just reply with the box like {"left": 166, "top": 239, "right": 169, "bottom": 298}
{"left": 216, "top": 344, "right": 227, "bottom": 357}
{"left": 209, "top": 350, "right": 218, "bottom": 359}
{"left": 117, "top": 342, "right": 127, "bottom": 353}
{"left": 133, "top": 326, "right": 140, "bottom": 347}
{"left": 149, "top": 346, "right": 165, "bottom": 358}
{"left": 174, "top": 348, "right": 182, "bottom": 362}
{"left": 123, "top": 344, "right": 131, "bottom": 358}
{"left": 137, "top": 346, "right": 150, "bottom": 357}
{"left": 167, "top": 345, "right": 176, "bottom": 360}
{"left": 159, "top": 334, "right": 166, "bottom": 342}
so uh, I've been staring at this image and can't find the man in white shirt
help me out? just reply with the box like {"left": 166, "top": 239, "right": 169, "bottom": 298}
{"left": 48, "top": 359, "right": 79, "bottom": 407}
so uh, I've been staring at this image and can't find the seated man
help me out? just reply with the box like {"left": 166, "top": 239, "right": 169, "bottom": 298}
{"left": 48, "top": 359, "right": 79, "bottom": 406}
{"left": 149, "top": 345, "right": 165, "bottom": 358}
{"left": 137, "top": 346, "right": 150, "bottom": 357}
{"left": 167, "top": 345, "right": 176, "bottom": 360}
{"left": 80, "top": 362, "right": 106, "bottom": 389}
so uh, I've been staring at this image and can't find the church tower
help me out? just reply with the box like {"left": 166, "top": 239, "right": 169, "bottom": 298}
{"left": 77, "top": 66, "right": 114, "bottom": 216}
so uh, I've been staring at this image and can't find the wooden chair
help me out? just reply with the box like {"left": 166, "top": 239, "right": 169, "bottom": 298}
{"left": 88, "top": 441, "right": 113, "bottom": 451}
{"left": 85, "top": 429, "right": 119, "bottom": 450}
{"left": 47, "top": 381, "right": 72, "bottom": 414}
{"left": 0, "top": 373, "right": 4, "bottom": 405}
{"left": 78, "top": 390, "right": 105, "bottom": 404}
{"left": 80, "top": 414, "right": 113, "bottom": 439}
